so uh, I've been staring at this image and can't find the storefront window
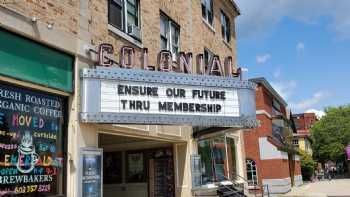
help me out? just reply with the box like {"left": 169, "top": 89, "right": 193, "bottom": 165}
{"left": 212, "top": 137, "right": 226, "bottom": 181}
{"left": 226, "top": 137, "right": 237, "bottom": 179}
{"left": 0, "top": 83, "right": 67, "bottom": 196}
{"left": 198, "top": 139, "right": 214, "bottom": 184}
{"left": 103, "top": 152, "right": 123, "bottom": 184}
{"left": 126, "top": 152, "right": 145, "bottom": 183}
{"left": 197, "top": 136, "right": 237, "bottom": 185}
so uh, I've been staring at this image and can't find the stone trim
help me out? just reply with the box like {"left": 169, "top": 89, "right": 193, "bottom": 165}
{"left": 256, "top": 110, "right": 272, "bottom": 119}
{"left": 262, "top": 177, "right": 291, "bottom": 194}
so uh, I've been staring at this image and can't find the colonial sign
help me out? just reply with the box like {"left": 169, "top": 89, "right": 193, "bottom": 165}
{"left": 81, "top": 44, "right": 257, "bottom": 127}
{"left": 90, "top": 44, "right": 243, "bottom": 78}
{"left": 0, "top": 83, "right": 66, "bottom": 196}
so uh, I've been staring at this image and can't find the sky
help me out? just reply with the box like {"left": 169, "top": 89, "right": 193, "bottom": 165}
{"left": 234, "top": 0, "right": 350, "bottom": 117}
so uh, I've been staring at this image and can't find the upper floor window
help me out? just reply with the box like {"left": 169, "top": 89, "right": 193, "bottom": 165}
{"left": 108, "top": 0, "right": 141, "bottom": 40}
{"left": 220, "top": 11, "right": 231, "bottom": 43}
{"left": 272, "top": 99, "right": 282, "bottom": 116}
{"left": 201, "top": 0, "right": 213, "bottom": 26}
{"left": 160, "top": 13, "right": 180, "bottom": 60}
{"left": 246, "top": 159, "right": 258, "bottom": 186}
{"left": 293, "top": 139, "right": 299, "bottom": 146}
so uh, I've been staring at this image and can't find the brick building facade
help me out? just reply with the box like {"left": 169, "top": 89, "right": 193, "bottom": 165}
{"left": 292, "top": 113, "right": 317, "bottom": 155}
{"left": 244, "top": 78, "right": 302, "bottom": 195}
{"left": 0, "top": 1, "right": 259, "bottom": 197}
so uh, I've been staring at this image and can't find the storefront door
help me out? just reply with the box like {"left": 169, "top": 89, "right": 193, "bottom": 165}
{"left": 100, "top": 134, "right": 175, "bottom": 197}
{"left": 149, "top": 151, "right": 175, "bottom": 197}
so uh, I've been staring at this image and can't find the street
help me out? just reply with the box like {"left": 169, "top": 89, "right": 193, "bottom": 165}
{"left": 284, "top": 179, "right": 350, "bottom": 197}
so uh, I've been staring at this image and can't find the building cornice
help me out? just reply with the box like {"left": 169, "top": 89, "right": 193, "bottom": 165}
{"left": 256, "top": 110, "right": 272, "bottom": 119}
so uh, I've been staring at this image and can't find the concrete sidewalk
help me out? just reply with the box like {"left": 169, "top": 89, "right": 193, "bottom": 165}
{"left": 283, "top": 179, "right": 350, "bottom": 197}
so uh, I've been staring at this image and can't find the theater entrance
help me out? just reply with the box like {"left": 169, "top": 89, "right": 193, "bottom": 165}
{"left": 98, "top": 133, "right": 175, "bottom": 197}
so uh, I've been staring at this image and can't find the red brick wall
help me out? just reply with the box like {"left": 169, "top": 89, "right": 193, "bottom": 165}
{"left": 261, "top": 159, "right": 291, "bottom": 179}
{"left": 304, "top": 113, "right": 317, "bottom": 129}
{"left": 244, "top": 81, "right": 293, "bottom": 190}
{"left": 294, "top": 160, "right": 302, "bottom": 175}
{"left": 294, "top": 113, "right": 317, "bottom": 131}
{"left": 244, "top": 128, "right": 263, "bottom": 185}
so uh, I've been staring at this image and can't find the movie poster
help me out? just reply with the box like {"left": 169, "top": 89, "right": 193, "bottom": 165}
{"left": 0, "top": 83, "right": 66, "bottom": 196}
{"left": 80, "top": 148, "right": 102, "bottom": 197}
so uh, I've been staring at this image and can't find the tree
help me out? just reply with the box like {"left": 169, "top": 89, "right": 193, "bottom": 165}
{"left": 311, "top": 105, "right": 350, "bottom": 172}
{"left": 299, "top": 150, "right": 316, "bottom": 181}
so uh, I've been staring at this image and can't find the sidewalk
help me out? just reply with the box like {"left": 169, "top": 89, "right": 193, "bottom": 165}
{"left": 283, "top": 179, "right": 350, "bottom": 197}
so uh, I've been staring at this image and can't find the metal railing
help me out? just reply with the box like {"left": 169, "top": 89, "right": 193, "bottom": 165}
{"left": 228, "top": 174, "right": 270, "bottom": 197}
{"left": 193, "top": 174, "right": 271, "bottom": 197}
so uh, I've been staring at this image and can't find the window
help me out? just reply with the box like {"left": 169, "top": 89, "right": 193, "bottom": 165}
{"left": 197, "top": 136, "right": 238, "bottom": 185}
{"left": 246, "top": 159, "right": 258, "bottom": 186}
{"left": 108, "top": 0, "right": 141, "bottom": 40}
{"left": 220, "top": 11, "right": 231, "bottom": 43}
{"left": 126, "top": 152, "right": 145, "bottom": 183}
{"left": 272, "top": 99, "right": 282, "bottom": 116}
{"left": 198, "top": 139, "right": 214, "bottom": 184}
{"left": 160, "top": 13, "right": 180, "bottom": 60}
{"left": 293, "top": 139, "right": 299, "bottom": 146}
{"left": 0, "top": 83, "right": 67, "bottom": 196}
{"left": 104, "top": 152, "right": 123, "bottom": 184}
{"left": 201, "top": 0, "right": 213, "bottom": 26}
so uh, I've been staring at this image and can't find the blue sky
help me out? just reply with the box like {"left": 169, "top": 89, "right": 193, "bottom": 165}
{"left": 234, "top": 0, "right": 350, "bottom": 116}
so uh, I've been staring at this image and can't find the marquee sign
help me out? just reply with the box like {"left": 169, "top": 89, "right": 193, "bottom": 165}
{"left": 80, "top": 67, "right": 257, "bottom": 127}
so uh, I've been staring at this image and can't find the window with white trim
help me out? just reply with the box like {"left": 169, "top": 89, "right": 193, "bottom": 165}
{"left": 246, "top": 159, "right": 258, "bottom": 186}
{"left": 160, "top": 13, "right": 180, "bottom": 60}
{"left": 293, "top": 139, "right": 299, "bottom": 146}
{"left": 108, "top": 0, "right": 141, "bottom": 40}
{"left": 220, "top": 10, "right": 231, "bottom": 43}
{"left": 201, "top": 0, "right": 213, "bottom": 26}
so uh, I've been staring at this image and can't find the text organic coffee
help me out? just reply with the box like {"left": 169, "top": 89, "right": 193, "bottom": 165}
{"left": 0, "top": 83, "right": 66, "bottom": 196}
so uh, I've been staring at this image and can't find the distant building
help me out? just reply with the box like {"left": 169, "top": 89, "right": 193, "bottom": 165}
{"left": 244, "top": 77, "right": 302, "bottom": 195}
{"left": 292, "top": 113, "right": 317, "bottom": 155}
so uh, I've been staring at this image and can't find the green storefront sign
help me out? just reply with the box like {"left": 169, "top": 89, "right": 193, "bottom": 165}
{"left": 0, "top": 28, "right": 74, "bottom": 92}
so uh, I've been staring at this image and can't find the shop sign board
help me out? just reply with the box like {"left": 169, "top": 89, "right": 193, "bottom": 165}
{"left": 0, "top": 82, "right": 66, "bottom": 196}
{"left": 346, "top": 145, "right": 350, "bottom": 160}
{"left": 79, "top": 148, "right": 103, "bottom": 197}
{"left": 80, "top": 67, "right": 257, "bottom": 127}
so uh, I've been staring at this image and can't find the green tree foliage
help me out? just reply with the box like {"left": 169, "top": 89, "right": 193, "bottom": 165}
{"left": 299, "top": 150, "right": 316, "bottom": 181}
{"left": 311, "top": 105, "right": 350, "bottom": 163}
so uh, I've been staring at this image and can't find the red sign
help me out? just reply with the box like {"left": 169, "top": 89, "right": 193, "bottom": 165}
{"left": 95, "top": 44, "right": 242, "bottom": 78}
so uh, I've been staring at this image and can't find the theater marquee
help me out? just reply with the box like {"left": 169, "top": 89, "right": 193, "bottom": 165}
{"left": 80, "top": 67, "right": 257, "bottom": 127}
